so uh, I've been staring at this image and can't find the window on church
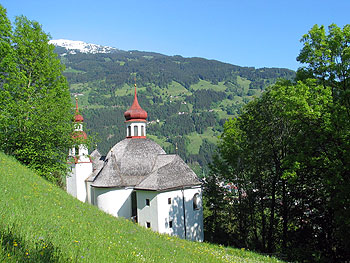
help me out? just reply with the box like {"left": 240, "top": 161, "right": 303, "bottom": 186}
{"left": 146, "top": 199, "right": 150, "bottom": 206}
{"left": 146, "top": 222, "right": 151, "bottom": 228}
{"left": 168, "top": 198, "right": 171, "bottom": 204}
{"left": 193, "top": 193, "right": 200, "bottom": 210}
{"left": 169, "top": 220, "right": 173, "bottom": 228}
{"left": 134, "top": 125, "right": 138, "bottom": 136}
{"left": 141, "top": 125, "right": 144, "bottom": 136}
{"left": 75, "top": 146, "right": 79, "bottom": 156}
{"left": 128, "top": 126, "right": 131, "bottom": 137}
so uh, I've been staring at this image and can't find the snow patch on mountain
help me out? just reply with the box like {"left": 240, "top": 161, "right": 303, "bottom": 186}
{"left": 49, "top": 39, "right": 118, "bottom": 54}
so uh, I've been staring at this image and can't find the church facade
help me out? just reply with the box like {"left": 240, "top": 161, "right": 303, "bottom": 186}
{"left": 67, "top": 87, "right": 204, "bottom": 242}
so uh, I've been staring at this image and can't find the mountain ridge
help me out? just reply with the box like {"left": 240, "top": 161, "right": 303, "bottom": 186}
{"left": 50, "top": 39, "right": 293, "bottom": 71}
{"left": 49, "top": 39, "right": 119, "bottom": 54}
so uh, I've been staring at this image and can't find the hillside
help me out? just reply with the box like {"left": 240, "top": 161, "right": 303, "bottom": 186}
{"left": 53, "top": 41, "right": 295, "bottom": 173}
{"left": 0, "top": 152, "right": 283, "bottom": 262}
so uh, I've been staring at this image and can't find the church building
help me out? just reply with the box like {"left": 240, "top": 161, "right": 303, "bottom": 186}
{"left": 67, "top": 86, "right": 204, "bottom": 242}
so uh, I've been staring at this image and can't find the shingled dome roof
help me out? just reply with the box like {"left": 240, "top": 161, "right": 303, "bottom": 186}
{"left": 124, "top": 86, "right": 147, "bottom": 121}
{"left": 92, "top": 138, "right": 166, "bottom": 188}
{"left": 91, "top": 138, "right": 201, "bottom": 190}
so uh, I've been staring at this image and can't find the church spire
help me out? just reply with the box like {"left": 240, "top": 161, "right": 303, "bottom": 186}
{"left": 74, "top": 97, "right": 84, "bottom": 123}
{"left": 123, "top": 81, "right": 147, "bottom": 138}
{"left": 124, "top": 83, "right": 148, "bottom": 121}
{"left": 72, "top": 97, "right": 87, "bottom": 141}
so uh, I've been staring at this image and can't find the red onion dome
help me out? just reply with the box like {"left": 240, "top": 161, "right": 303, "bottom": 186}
{"left": 74, "top": 114, "right": 84, "bottom": 122}
{"left": 124, "top": 86, "right": 148, "bottom": 121}
{"left": 72, "top": 130, "right": 88, "bottom": 140}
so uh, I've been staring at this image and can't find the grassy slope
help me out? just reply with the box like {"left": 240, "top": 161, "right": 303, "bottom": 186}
{"left": 0, "top": 152, "right": 283, "bottom": 263}
{"left": 187, "top": 128, "right": 220, "bottom": 155}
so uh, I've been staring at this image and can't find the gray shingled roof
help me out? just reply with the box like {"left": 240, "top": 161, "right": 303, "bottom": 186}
{"left": 91, "top": 138, "right": 166, "bottom": 187}
{"left": 86, "top": 149, "right": 105, "bottom": 183}
{"left": 135, "top": 154, "right": 201, "bottom": 191}
{"left": 91, "top": 138, "right": 201, "bottom": 190}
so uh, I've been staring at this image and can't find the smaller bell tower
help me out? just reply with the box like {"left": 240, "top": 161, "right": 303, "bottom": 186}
{"left": 67, "top": 97, "right": 92, "bottom": 202}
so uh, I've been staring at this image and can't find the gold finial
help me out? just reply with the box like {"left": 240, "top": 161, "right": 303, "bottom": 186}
{"left": 175, "top": 142, "right": 178, "bottom": 154}
{"left": 134, "top": 76, "right": 137, "bottom": 88}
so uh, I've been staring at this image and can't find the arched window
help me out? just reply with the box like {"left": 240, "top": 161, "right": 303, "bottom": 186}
{"left": 128, "top": 126, "right": 131, "bottom": 137}
{"left": 193, "top": 193, "right": 200, "bottom": 210}
{"left": 141, "top": 125, "right": 145, "bottom": 136}
{"left": 134, "top": 125, "right": 138, "bottom": 136}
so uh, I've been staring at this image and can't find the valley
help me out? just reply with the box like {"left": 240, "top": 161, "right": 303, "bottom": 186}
{"left": 52, "top": 40, "right": 295, "bottom": 174}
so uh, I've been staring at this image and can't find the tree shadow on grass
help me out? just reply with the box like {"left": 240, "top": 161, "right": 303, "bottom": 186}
{"left": 0, "top": 225, "right": 68, "bottom": 262}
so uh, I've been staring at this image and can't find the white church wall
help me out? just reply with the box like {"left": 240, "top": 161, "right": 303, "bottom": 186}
{"left": 78, "top": 145, "right": 90, "bottom": 162}
{"left": 94, "top": 188, "right": 133, "bottom": 218}
{"left": 136, "top": 187, "right": 203, "bottom": 242}
{"left": 75, "top": 162, "right": 92, "bottom": 202}
{"left": 157, "top": 190, "right": 185, "bottom": 239}
{"left": 66, "top": 165, "right": 77, "bottom": 197}
{"left": 183, "top": 187, "right": 204, "bottom": 242}
{"left": 86, "top": 181, "right": 92, "bottom": 204}
{"left": 136, "top": 191, "right": 158, "bottom": 231}
{"left": 156, "top": 187, "right": 203, "bottom": 241}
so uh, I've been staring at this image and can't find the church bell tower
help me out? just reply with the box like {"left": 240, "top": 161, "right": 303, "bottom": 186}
{"left": 67, "top": 97, "right": 92, "bottom": 202}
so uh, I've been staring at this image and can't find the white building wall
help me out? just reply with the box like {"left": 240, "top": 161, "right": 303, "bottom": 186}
{"left": 86, "top": 181, "right": 92, "bottom": 204}
{"left": 183, "top": 187, "right": 204, "bottom": 242}
{"left": 78, "top": 145, "right": 89, "bottom": 161}
{"left": 136, "top": 187, "right": 203, "bottom": 242}
{"left": 75, "top": 162, "right": 92, "bottom": 202}
{"left": 136, "top": 191, "right": 158, "bottom": 231}
{"left": 156, "top": 187, "right": 203, "bottom": 241}
{"left": 66, "top": 161, "right": 92, "bottom": 203}
{"left": 66, "top": 142, "right": 92, "bottom": 203}
{"left": 94, "top": 188, "right": 133, "bottom": 218}
{"left": 66, "top": 165, "right": 77, "bottom": 197}
{"left": 157, "top": 190, "right": 185, "bottom": 239}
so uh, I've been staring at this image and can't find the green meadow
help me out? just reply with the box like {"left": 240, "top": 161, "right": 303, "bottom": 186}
{"left": 0, "top": 152, "right": 283, "bottom": 262}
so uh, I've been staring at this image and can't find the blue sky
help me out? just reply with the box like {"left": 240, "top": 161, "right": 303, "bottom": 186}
{"left": 3, "top": 0, "right": 349, "bottom": 70}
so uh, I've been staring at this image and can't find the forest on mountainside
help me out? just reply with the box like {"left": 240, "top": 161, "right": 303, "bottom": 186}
{"left": 56, "top": 48, "right": 295, "bottom": 173}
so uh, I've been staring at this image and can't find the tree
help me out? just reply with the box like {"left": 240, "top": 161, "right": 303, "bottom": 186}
{"left": 205, "top": 79, "right": 341, "bottom": 261}
{"left": 297, "top": 23, "right": 350, "bottom": 261}
{"left": 297, "top": 24, "right": 350, "bottom": 110}
{"left": 0, "top": 6, "right": 73, "bottom": 185}
{"left": 205, "top": 23, "right": 350, "bottom": 262}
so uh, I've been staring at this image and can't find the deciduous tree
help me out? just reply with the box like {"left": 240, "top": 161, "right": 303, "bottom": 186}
{"left": 205, "top": 23, "right": 350, "bottom": 262}
{"left": 0, "top": 6, "right": 73, "bottom": 185}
